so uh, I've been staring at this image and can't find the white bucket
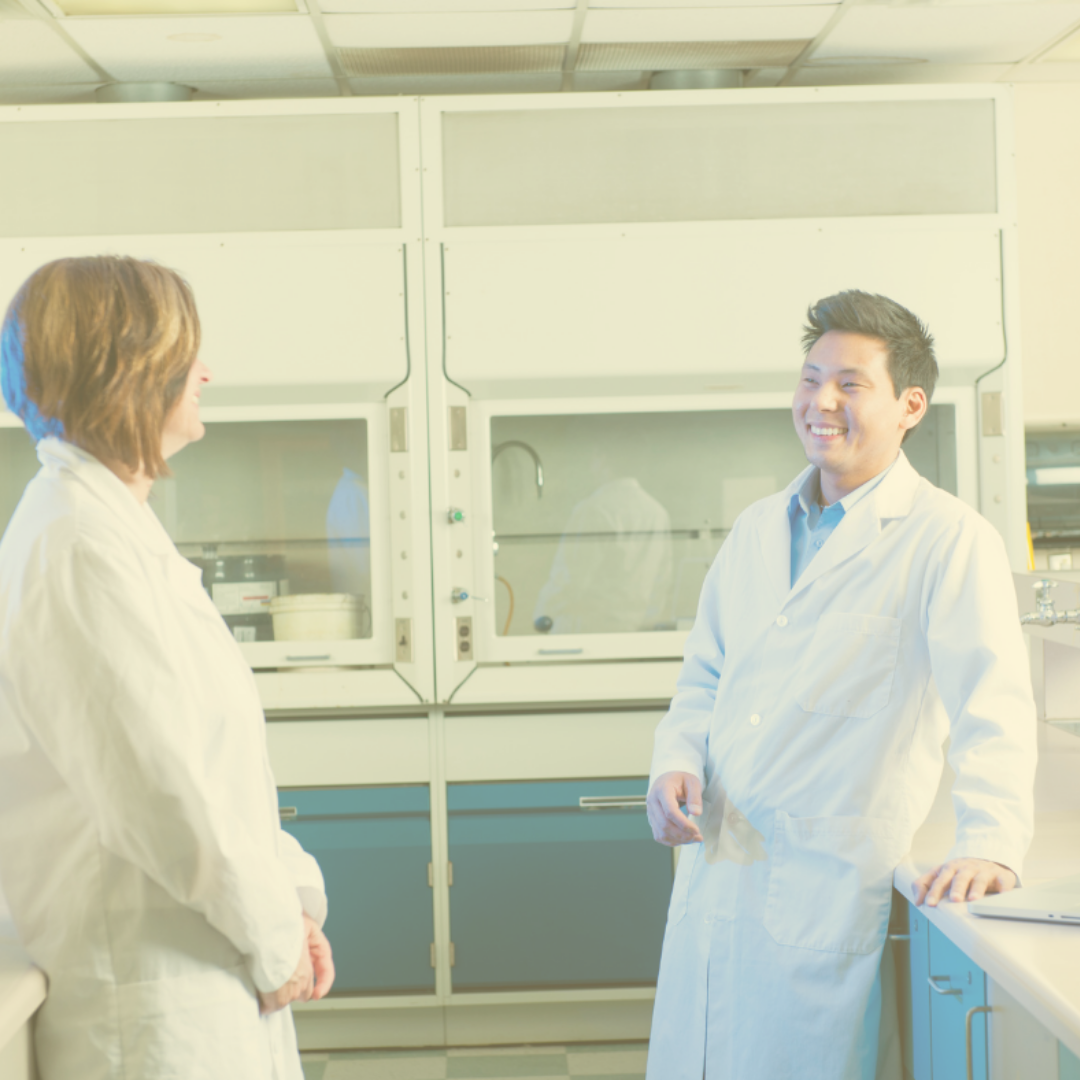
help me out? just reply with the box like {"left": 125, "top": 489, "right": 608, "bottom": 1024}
{"left": 269, "top": 593, "right": 363, "bottom": 641}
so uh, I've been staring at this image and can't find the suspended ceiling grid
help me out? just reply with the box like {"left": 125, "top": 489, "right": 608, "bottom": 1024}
{"left": 0, "top": 0, "right": 1079, "bottom": 104}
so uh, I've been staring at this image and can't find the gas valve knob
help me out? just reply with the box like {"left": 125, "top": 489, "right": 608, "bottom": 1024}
{"left": 451, "top": 588, "right": 488, "bottom": 604}
{"left": 448, "top": 508, "right": 465, "bottom": 524}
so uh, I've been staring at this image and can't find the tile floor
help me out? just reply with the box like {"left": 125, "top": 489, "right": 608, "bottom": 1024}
{"left": 300, "top": 1042, "right": 648, "bottom": 1080}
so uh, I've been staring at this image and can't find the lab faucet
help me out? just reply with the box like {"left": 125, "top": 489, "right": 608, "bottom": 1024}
{"left": 491, "top": 440, "right": 544, "bottom": 499}
{"left": 1020, "top": 579, "right": 1080, "bottom": 626}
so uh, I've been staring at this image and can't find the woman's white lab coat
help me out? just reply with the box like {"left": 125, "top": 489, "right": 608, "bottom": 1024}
{"left": 645, "top": 452, "right": 1036, "bottom": 1080}
{"left": 0, "top": 438, "right": 326, "bottom": 1080}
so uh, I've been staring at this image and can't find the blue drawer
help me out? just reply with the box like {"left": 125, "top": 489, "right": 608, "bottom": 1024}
{"left": 447, "top": 778, "right": 671, "bottom": 992}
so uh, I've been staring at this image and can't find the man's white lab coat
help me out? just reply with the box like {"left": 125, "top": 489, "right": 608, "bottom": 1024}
{"left": 0, "top": 438, "right": 326, "bottom": 1080}
{"left": 646, "top": 452, "right": 1036, "bottom": 1080}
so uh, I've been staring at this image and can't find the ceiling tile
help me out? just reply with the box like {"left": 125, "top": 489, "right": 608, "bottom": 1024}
{"left": 189, "top": 77, "right": 342, "bottom": 97}
{"left": 0, "top": 0, "right": 33, "bottom": 17}
{"left": 324, "top": 11, "right": 573, "bottom": 48}
{"left": 337, "top": 44, "right": 564, "bottom": 75}
{"left": 788, "top": 61, "right": 1013, "bottom": 85}
{"left": 325, "top": 1, "right": 572, "bottom": 10}
{"left": 589, "top": 0, "right": 833, "bottom": 6}
{"left": 0, "top": 83, "right": 102, "bottom": 103}
{"left": 64, "top": 14, "right": 333, "bottom": 81}
{"left": 582, "top": 6, "right": 836, "bottom": 42}
{"left": 578, "top": 39, "right": 808, "bottom": 67}
{"left": 1041, "top": 23, "right": 1080, "bottom": 60}
{"left": 349, "top": 72, "right": 563, "bottom": 94}
{"left": 816, "top": 4, "right": 1080, "bottom": 64}
{"left": 0, "top": 21, "right": 101, "bottom": 83}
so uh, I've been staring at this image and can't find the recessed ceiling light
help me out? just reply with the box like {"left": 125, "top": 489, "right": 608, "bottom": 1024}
{"left": 167, "top": 32, "right": 222, "bottom": 42}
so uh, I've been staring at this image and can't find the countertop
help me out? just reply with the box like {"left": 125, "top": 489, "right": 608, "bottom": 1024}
{"left": 894, "top": 721, "right": 1080, "bottom": 1059}
{"left": 0, "top": 916, "right": 45, "bottom": 1054}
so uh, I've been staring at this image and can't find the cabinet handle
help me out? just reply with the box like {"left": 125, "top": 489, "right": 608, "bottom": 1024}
{"left": 538, "top": 648, "right": 584, "bottom": 655}
{"left": 928, "top": 975, "right": 963, "bottom": 997}
{"left": 579, "top": 796, "right": 648, "bottom": 810}
{"left": 279, "top": 807, "right": 298, "bottom": 820}
{"left": 966, "top": 1005, "right": 993, "bottom": 1080}
{"left": 887, "top": 934, "right": 911, "bottom": 941}
{"left": 284, "top": 654, "right": 332, "bottom": 662}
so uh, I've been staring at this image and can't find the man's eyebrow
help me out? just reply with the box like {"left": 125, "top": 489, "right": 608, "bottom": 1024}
{"left": 801, "top": 363, "right": 869, "bottom": 376}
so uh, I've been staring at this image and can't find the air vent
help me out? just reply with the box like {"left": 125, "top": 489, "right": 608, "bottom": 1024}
{"left": 337, "top": 45, "right": 565, "bottom": 78}
{"left": 577, "top": 40, "right": 809, "bottom": 71}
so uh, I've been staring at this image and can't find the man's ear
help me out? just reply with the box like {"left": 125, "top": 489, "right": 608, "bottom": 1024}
{"left": 901, "top": 386, "right": 928, "bottom": 433}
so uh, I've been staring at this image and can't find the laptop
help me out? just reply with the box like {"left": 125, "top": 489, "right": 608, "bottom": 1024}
{"left": 969, "top": 874, "right": 1080, "bottom": 925}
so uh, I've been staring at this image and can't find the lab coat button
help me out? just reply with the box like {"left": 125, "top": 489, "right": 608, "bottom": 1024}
{"left": 750, "top": 713, "right": 761, "bottom": 726}
{"left": 776, "top": 615, "right": 788, "bottom": 627}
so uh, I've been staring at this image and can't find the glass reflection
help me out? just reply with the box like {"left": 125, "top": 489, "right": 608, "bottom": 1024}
{"left": 491, "top": 406, "right": 957, "bottom": 638}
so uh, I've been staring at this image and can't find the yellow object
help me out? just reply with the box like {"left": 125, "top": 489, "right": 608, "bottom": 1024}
{"left": 1026, "top": 522, "right": 1036, "bottom": 572}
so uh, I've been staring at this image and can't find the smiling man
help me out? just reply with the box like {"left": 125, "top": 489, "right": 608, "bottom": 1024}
{"left": 644, "top": 290, "right": 1036, "bottom": 1080}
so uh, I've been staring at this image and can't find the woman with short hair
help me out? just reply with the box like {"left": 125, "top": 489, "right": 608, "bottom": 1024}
{"left": 0, "top": 255, "right": 333, "bottom": 1080}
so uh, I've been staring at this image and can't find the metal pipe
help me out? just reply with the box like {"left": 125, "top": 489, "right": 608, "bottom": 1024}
{"left": 492, "top": 440, "right": 544, "bottom": 499}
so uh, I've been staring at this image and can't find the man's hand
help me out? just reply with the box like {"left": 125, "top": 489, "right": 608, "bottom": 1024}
{"left": 258, "top": 914, "right": 335, "bottom": 1014}
{"left": 912, "top": 857, "right": 1017, "bottom": 907}
{"left": 647, "top": 771, "right": 704, "bottom": 847}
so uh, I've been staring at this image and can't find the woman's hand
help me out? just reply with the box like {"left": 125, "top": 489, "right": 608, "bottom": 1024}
{"left": 258, "top": 915, "right": 335, "bottom": 1014}
{"left": 305, "top": 915, "right": 335, "bottom": 1000}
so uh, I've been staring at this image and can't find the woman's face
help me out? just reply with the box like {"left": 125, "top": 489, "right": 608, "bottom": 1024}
{"left": 162, "top": 358, "right": 212, "bottom": 461}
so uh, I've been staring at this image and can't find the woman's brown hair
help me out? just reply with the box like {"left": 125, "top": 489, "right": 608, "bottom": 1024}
{"left": 1, "top": 255, "right": 200, "bottom": 480}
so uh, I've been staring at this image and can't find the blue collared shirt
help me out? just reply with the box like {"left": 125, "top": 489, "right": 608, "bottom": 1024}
{"left": 789, "top": 458, "right": 898, "bottom": 587}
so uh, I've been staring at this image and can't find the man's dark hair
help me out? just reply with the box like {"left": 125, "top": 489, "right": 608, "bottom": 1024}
{"left": 802, "top": 291, "right": 938, "bottom": 441}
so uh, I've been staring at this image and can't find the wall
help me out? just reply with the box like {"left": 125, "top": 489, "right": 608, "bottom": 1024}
{"left": 1014, "top": 83, "right": 1080, "bottom": 429}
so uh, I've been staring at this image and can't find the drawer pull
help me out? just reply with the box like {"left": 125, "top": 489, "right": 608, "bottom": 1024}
{"left": 928, "top": 975, "right": 962, "bottom": 997}
{"left": 888, "top": 934, "right": 911, "bottom": 941}
{"left": 538, "top": 648, "right": 584, "bottom": 656}
{"left": 579, "top": 796, "right": 648, "bottom": 811}
{"left": 966, "top": 1005, "right": 993, "bottom": 1080}
{"left": 279, "top": 807, "right": 298, "bottom": 820}
{"left": 284, "top": 654, "right": 332, "bottom": 663}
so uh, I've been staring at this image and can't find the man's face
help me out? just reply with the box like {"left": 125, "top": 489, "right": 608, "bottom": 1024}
{"left": 791, "top": 330, "right": 926, "bottom": 502}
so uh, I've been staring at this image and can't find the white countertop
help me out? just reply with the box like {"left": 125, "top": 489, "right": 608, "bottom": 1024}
{"left": 0, "top": 919, "right": 45, "bottom": 1054}
{"left": 895, "top": 721, "right": 1080, "bottom": 1059}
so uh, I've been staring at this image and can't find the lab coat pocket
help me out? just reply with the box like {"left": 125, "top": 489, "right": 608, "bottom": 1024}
{"left": 763, "top": 811, "right": 901, "bottom": 955}
{"left": 796, "top": 612, "right": 901, "bottom": 719}
{"left": 666, "top": 842, "right": 700, "bottom": 927}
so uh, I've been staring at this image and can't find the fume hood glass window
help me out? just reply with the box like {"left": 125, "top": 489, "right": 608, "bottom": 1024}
{"left": 151, "top": 418, "right": 373, "bottom": 643}
{"left": 0, "top": 428, "right": 44, "bottom": 532}
{"left": 489, "top": 404, "right": 957, "bottom": 638}
{"left": 1025, "top": 431, "right": 1080, "bottom": 550}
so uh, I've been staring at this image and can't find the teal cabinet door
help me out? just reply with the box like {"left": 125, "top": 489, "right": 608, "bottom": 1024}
{"left": 279, "top": 785, "right": 434, "bottom": 996}
{"left": 1062, "top": 1043, "right": 1080, "bottom": 1080}
{"left": 899, "top": 897, "right": 932, "bottom": 1080}
{"left": 928, "top": 921, "right": 988, "bottom": 1080}
{"left": 446, "top": 778, "right": 672, "bottom": 992}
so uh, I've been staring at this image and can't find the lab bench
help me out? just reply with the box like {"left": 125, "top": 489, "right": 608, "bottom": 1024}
{"left": 891, "top": 721, "right": 1080, "bottom": 1079}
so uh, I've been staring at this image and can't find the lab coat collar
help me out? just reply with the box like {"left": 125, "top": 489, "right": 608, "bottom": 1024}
{"left": 761, "top": 451, "right": 921, "bottom": 606}
{"left": 36, "top": 437, "right": 178, "bottom": 559}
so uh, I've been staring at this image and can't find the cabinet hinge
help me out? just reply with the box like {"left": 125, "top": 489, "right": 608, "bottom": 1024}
{"left": 427, "top": 862, "right": 433, "bottom": 888}
{"left": 389, "top": 407, "right": 408, "bottom": 452}
{"left": 448, "top": 861, "right": 454, "bottom": 887}
{"left": 430, "top": 943, "right": 436, "bottom": 969}
{"left": 449, "top": 942, "right": 456, "bottom": 968}
{"left": 448, "top": 405, "right": 467, "bottom": 450}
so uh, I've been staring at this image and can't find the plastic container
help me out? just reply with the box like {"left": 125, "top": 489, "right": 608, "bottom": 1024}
{"left": 269, "top": 593, "right": 363, "bottom": 641}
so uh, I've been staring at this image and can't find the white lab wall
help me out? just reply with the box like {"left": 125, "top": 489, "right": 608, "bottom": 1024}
{"left": 1014, "top": 83, "right": 1080, "bottom": 429}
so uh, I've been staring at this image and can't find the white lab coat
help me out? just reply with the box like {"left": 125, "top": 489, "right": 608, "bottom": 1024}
{"left": 646, "top": 452, "right": 1036, "bottom": 1080}
{"left": 534, "top": 477, "right": 673, "bottom": 633}
{"left": 0, "top": 438, "right": 327, "bottom": 1080}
